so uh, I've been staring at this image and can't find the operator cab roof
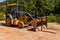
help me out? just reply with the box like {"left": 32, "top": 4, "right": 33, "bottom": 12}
{"left": 7, "top": 4, "right": 23, "bottom": 6}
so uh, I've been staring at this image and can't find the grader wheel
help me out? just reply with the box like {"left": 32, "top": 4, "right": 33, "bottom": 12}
{"left": 18, "top": 21, "right": 24, "bottom": 28}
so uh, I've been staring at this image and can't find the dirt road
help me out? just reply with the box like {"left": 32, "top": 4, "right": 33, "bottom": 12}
{"left": 0, "top": 21, "right": 60, "bottom": 40}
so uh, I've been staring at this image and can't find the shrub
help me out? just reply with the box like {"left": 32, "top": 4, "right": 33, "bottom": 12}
{"left": 0, "top": 13, "right": 4, "bottom": 21}
{"left": 47, "top": 14, "right": 56, "bottom": 22}
{"left": 56, "top": 17, "right": 60, "bottom": 24}
{"left": 56, "top": 14, "right": 60, "bottom": 24}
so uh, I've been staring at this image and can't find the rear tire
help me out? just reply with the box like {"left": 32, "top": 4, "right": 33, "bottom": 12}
{"left": 5, "top": 17, "right": 11, "bottom": 26}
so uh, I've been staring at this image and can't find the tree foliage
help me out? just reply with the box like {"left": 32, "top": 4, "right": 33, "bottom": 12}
{"left": 0, "top": 0, "right": 60, "bottom": 16}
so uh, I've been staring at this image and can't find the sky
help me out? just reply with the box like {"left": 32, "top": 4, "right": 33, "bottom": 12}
{"left": 0, "top": 0, "right": 4, "bottom": 2}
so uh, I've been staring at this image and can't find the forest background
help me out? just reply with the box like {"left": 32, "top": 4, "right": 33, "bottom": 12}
{"left": 0, "top": 0, "right": 60, "bottom": 23}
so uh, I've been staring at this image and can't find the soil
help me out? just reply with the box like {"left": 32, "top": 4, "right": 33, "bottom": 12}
{"left": 0, "top": 21, "right": 60, "bottom": 40}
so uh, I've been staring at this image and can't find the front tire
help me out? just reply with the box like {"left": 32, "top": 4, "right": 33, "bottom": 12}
{"left": 18, "top": 21, "right": 24, "bottom": 29}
